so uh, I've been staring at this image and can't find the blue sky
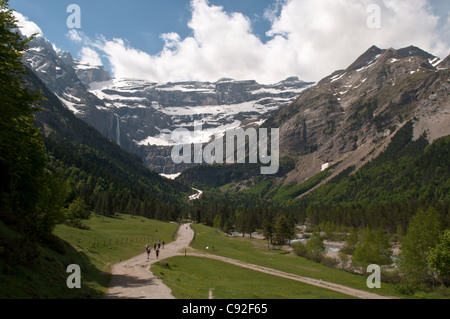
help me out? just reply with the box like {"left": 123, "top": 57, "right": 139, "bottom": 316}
{"left": 11, "top": 0, "right": 450, "bottom": 83}
{"left": 10, "top": 0, "right": 276, "bottom": 55}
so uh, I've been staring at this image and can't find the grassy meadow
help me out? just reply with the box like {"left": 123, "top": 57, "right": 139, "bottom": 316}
{"left": 188, "top": 223, "right": 410, "bottom": 299}
{"left": 0, "top": 214, "right": 179, "bottom": 298}
{"left": 54, "top": 214, "right": 179, "bottom": 271}
{"left": 151, "top": 256, "right": 356, "bottom": 299}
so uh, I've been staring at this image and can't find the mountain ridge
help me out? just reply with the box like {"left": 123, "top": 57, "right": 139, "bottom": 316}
{"left": 22, "top": 65, "right": 191, "bottom": 217}
{"left": 264, "top": 44, "right": 449, "bottom": 188}
{"left": 23, "top": 35, "right": 314, "bottom": 174}
{"left": 179, "top": 45, "right": 449, "bottom": 193}
{"left": 22, "top": 33, "right": 449, "bottom": 189}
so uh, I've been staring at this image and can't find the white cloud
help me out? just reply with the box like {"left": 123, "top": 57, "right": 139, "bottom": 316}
{"left": 79, "top": 47, "right": 102, "bottom": 66}
{"left": 95, "top": 0, "right": 449, "bottom": 83}
{"left": 66, "top": 29, "right": 84, "bottom": 43}
{"left": 96, "top": 0, "right": 298, "bottom": 83}
{"left": 160, "top": 32, "right": 181, "bottom": 49}
{"left": 267, "top": 0, "right": 450, "bottom": 81}
{"left": 263, "top": 0, "right": 287, "bottom": 22}
{"left": 13, "top": 12, "right": 43, "bottom": 38}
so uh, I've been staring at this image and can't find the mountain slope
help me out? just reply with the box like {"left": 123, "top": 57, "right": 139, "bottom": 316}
{"left": 291, "top": 122, "right": 450, "bottom": 233}
{"left": 23, "top": 66, "right": 191, "bottom": 218}
{"left": 23, "top": 36, "right": 314, "bottom": 174}
{"left": 24, "top": 37, "right": 117, "bottom": 142}
{"left": 178, "top": 45, "right": 449, "bottom": 194}
{"left": 264, "top": 45, "right": 449, "bottom": 187}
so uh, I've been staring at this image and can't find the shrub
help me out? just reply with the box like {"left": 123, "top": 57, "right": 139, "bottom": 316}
{"left": 64, "top": 219, "right": 91, "bottom": 230}
{"left": 321, "top": 257, "right": 339, "bottom": 268}
{"left": 306, "top": 232, "right": 326, "bottom": 263}
{"left": 292, "top": 242, "right": 307, "bottom": 257}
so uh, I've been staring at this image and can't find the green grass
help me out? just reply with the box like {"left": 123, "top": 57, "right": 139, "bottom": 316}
{"left": 151, "top": 256, "right": 356, "bottom": 299}
{"left": 190, "top": 224, "right": 410, "bottom": 299}
{"left": 270, "top": 170, "right": 331, "bottom": 203}
{"left": 0, "top": 219, "right": 102, "bottom": 299}
{"left": 54, "top": 214, "right": 179, "bottom": 271}
{"left": 0, "top": 214, "right": 179, "bottom": 299}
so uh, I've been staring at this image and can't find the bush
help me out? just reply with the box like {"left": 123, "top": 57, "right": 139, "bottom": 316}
{"left": 321, "top": 257, "right": 339, "bottom": 268}
{"left": 306, "top": 232, "right": 325, "bottom": 263}
{"left": 64, "top": 219, "right": 91, "bottom": 230}
{"left": 380, "top": 269, "right": 402, "bottom": 284}
{"left": 292, "top": 242, "right": 307, "bottom": 257}
{"left": 395, "top": 283, "right": 417, "bottom": 296}
{"left": 66, "top": 199, "right": 91, "bottom": 221}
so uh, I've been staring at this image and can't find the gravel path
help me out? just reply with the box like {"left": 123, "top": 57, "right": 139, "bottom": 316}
{"left": 104, "top": 224, "right": 194, "bottom": 299}
{"left": 105, "top": 224, "right": 393, "bottom": 299}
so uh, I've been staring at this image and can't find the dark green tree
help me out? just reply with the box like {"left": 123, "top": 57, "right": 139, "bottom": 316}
{"left": 353, "top": 227, "right": 392, "bottom": 269}
{"left": 342, "top": 227, "right": 359, "bottom": 255}
{"left": 399, "top": 207, "right": 443, "bottom": 286}
{"left": 427, "top": 230, "right": 450, "bottom": 285}
{"left": 0, "top": 0, "right": 63, "bottom": 236}
{"left": 274, "top": 214, "right": 295, "bottom": 245}
{"left": 262, "top": 218, "right": 274, "bottom": 248}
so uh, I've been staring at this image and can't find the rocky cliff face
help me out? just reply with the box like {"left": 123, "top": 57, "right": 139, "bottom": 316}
{"left": 88, "top": 77, "right": 313, "bottom": 173}
{"left": 23, "top": 37, "right": 117, "bottom": 141}
{"left": 23, "top": 36, "right": 449, "bottom": 181}
{"left": 23, "top": 36, "right": 313, "bottom": 174}
{"left": 265, "top": 45, "right": 449, "bottom": 186}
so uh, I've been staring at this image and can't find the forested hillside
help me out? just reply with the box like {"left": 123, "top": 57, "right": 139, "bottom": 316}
{"left": 192, "top": 121, "right": 449, "bottom": 233}
{"left": 295, "top": 121, "right": 449, "bottom": 230}
{"left": 0, "top": 1, "right": 190, "bottom": 279}
{"left": 25, "top": 67, "right": 190, "bottom": 220}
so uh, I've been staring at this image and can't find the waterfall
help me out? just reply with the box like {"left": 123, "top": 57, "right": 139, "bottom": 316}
{"left": 162, "top": 157, "right": 167, "bottom": 174}
{"left": 115, "top": 114, "right": 121, "bottom": 147}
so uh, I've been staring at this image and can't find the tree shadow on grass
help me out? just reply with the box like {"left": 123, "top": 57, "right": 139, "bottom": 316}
{"left": 103, "top": 274, "right": 163, "bottom": 299}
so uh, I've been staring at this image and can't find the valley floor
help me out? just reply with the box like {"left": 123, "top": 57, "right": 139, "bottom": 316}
{"left": 105, "top": 224, "right": 393, "bottom": 299}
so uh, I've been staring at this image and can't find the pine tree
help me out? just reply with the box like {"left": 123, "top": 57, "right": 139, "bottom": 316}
{"left": 262, "top": 218, "right": 274, "bottom": 248}
{"left": 0, "top": 0, "right": 63, "bottom": 236}
{"left": 274, "top": 214, "right": 295, "bottom": 245}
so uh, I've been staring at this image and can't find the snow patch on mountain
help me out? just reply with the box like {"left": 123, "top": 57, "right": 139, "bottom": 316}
{"left": 88, "top": 77, "right": 314, "bottom": 147}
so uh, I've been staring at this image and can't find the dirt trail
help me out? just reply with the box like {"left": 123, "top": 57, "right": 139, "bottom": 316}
{"left": 105, "top": 223, "right": 393, "bottom": 299}
{"left": 104, "top": 224, "right": 194, "bottom": 299}
{"left": 187, "top": 253, "right": 391, "bottom": 299}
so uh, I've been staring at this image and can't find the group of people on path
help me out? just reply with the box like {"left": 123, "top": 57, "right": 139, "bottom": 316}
{"left": 145, "top": 240, "right": 165, "bottom": 260}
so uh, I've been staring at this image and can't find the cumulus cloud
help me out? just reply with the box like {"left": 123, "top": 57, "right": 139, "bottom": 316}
{"left": 79, "top": 47, "right": 102, "bottom": 66}
{"left": 264, "top": 0, "right": 450, "bottom": 81}
{"left": 66, "top": 29, "right": 83, "bottom": 43}
{"left": 95, "top": 0, "right": 298, "bottom": 83}
{"left": 13, "top": 12, "right": 43, "bottom": 38}
{"left": 92, "top": 0, "right": 449, "bottom": 83}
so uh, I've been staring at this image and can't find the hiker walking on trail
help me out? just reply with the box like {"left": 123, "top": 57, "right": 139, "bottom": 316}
{"left": 146, "top": 243, "right": 151, "bottom": 260}
{"left": 156, "top": 248, "right": 160, "bottom": 260}
{"left": 153, "top": 242, "right": 157, "bottom": 250}
{"left": 162, "top": 240, "right": 165, "bottom": 249}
